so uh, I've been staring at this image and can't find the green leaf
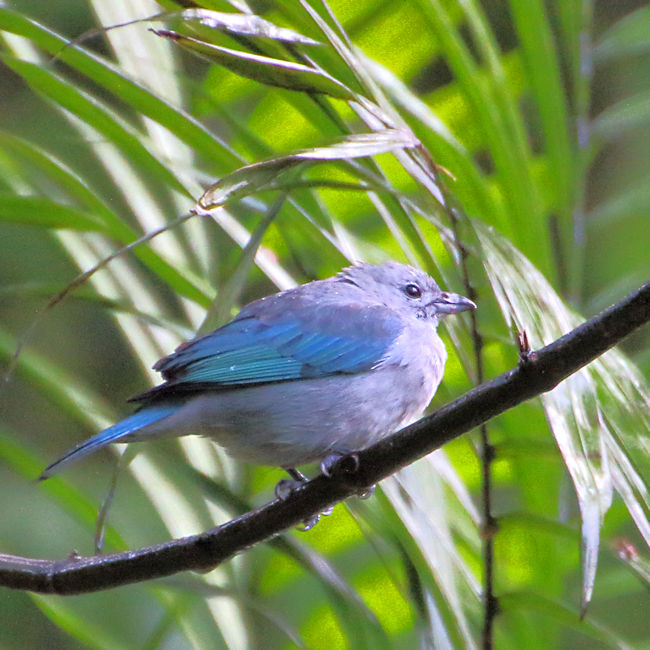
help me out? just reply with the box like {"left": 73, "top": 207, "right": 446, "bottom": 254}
{"left": 0, "top": 131, "right": 212, "bottom": 307}
{"left": 500, "top": 591, "right": 632, "bottom": 648}
{"left": 593, "top": 90, "right": 650, "bottom": 141}
{"left": 412, "top": 0, "right": 550, "bottom": 272}
{"left": 199, "top": 194, "right": 286, "bottom": 333}
{"left": 32, "top": 595, "right": 130, "bottom": 650}
{"left": 0, "top": 195, "right": 108, "bottom": 232}
{"left": 506, "top": 0, "right": 573, "bottom": 216}
{"left": 1, "top": 55, "right": 190, "bottom": 199}
{"left": 0, "top": 429, "right": 126, "bottom": 551}
{"left": 197, "top": 128, "right": 418, "bottom": 210}
{"left": 175, "top": 8, "right": 321, "bottom": 45}
{"left": 2, "top": 55, "right": 190, "bottom": 196}
{"left": 595, "top": 5, "right": 650, "bottom": 61}
{"left": 152, "top": 29, "right": 354, "bottom": 99}
{"left": 0, "top": 7, "right": 239, "bottom": 169}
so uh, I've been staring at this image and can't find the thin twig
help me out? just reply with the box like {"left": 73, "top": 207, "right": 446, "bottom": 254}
{"left": 446, "top": 206, "right": 497, "bottom": 650}
{"left": 2, "top": 212, "right": 196, "bottom": 388}
{"left": 418, "top": 140, "right": 498, "bottom": 648}
{"left": 0, "top": 280, "right": 647, "bottom": 595}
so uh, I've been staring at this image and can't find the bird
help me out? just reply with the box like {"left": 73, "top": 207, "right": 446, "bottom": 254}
{"left": 40, "top": 262, "right": 476, "bottom": 491}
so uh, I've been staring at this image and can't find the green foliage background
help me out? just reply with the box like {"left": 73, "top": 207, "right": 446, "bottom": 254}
{"left": 0, "top": 1, "right": 649, "bottom": 648}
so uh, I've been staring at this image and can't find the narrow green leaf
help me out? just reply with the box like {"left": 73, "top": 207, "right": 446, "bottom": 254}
{"left": 0, "top": 429, "right": 125, "bottom": 551}
{"left": 0, "top": 281, "right": 193, "bottom": 337}
{"left": 0, "top": 195, "right": 108, "bottom": 232}
{"left": 72, "top": 8, "right": 321, "bottom": 47}
{"left": 412, "top": 0, "right": 550, "bottom": 272}
{"left": 500, "top": 591, "right": 633, "bottom": 648}
{"left": 177, "top": 8, "right": 321, "bottom": 45}
{"left": 0, "top": 131, "right": 212, "bottom": 307}
{"left": 0, "top": 326, "right": 115, "bottom": 430}
{"left": 1, "top": 56, "right": 190, "bottom": 199}
{"left": 507, "top": 0, "right": 573, "bottom": 216}
{"left": 199, "top": 194, "right": 287, "bottom": 333}
{"left": 593, "top": 90, "right": 650, "bottom": 141}
{"left": 589, "top": 177, "right": 650, "bottom": 230}
{"left": 32, "top": 594, "right": 131, "bottom": 650}
{"left": 152, "top": 29, "right": 354, "bottom": 99}
{"left": 362, "top": 56, "right": 497, "bottom": 226}
{"left": 186, "top": 468, "right": 392, "bottom": 648}
{"left": 0, "top": 7, "right": 239, "bottom": 169}
{"left": 595, "top": 5, "right": 650, "bottom": 61}
{"left": 197, "top": 128, "right": 418, "bottom": 210}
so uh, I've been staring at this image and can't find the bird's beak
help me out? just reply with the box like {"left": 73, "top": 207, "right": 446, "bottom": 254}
{"left": 430, "top": 292, "right": 477, "bottom": 315}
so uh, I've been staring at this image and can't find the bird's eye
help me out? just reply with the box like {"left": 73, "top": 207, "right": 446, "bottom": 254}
{"left": 404, "top": 283, "right": 422, "bottom": 299}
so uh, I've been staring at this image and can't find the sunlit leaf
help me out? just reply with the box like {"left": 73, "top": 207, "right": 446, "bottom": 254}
{"left": 197, "top": 128, "right": 419, "bottom": 210}
{"left": 199, "top": 194, "right": 286, "bottom": 333}
{"left": 1, "top": 0, "right": 648, "bottom": 646}
{"left": 0, "top": 7, "right": 238, "bottom": 167}
{"left": 0, "top": 131, "right": 213, "bottom": 307}
{"left": 176, "top": 8, "right": 321, "bottom": 45}
{"left": 476, "top": 221, "right": 650, "bottom": 611}
{"left": 1, "top": 55, "right": 190, "bottom": 199}
{"left": 68, "top": 8, "right": 321, "bottom": 50}
{"left": 152, "top": 29, "right": 353, "bottom": 99}
{"left": 383, "top": 458, "right": 480, "bottom": 649}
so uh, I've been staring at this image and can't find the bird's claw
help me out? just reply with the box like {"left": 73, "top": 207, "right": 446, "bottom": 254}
{"left": 320, "top": 452, "right": 360, "bottom": 477}
{"left": 321, "top": 452, "right": 373, "bottom": 500}
{"left": 276, "top": 467, "right": 336, "bottom": 531}
{"left": 274, "top": 478, "right": 305, "bottom": 501}
{"left": 298, "top": 514, "right": 321, "bottom": 531}
{"left": 296, "top": 505, "right": 334, "bottom": 532}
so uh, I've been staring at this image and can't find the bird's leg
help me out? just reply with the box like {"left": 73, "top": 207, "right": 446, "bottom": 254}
{"left": 274, "top": 467, "right": 308, "bottom": 500}
{"left": 288, "top": 467, "right": 308, "bottom": 482}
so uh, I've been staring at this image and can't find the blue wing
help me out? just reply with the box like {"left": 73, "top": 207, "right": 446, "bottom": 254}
{"left": 139, "top": 299, "right": 403, "bottom": 399}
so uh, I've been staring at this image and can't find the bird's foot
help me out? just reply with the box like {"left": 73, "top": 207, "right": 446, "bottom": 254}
{"left": 275, "top": 467, "right": 309, "bottom": 500}
{"left": 297, "top": 513, "right": 321, "bottom": 531}
{"left": 320, "top": 452, "right": 359, "bottom": 477}
{"left": 274, "top": 478, "right": 304, "bottom": 501}
{"left": 275, "top": 467, "right": 334, "bottom": 531}
{"left": 321, "top": 453, "right": 375, "bottom": 499}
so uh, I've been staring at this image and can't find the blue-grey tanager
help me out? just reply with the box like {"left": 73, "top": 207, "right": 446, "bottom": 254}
{"left": 40, "top": 262, "right": 475, "bottom": 483}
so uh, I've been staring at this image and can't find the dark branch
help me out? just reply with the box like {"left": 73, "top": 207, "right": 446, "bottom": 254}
{"left": 1, "top": 282, "right": 648, "bottom": 595}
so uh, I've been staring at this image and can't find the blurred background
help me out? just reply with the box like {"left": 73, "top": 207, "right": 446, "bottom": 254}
{"left": 1, "top": 1, "right": 649, "bottom": 648}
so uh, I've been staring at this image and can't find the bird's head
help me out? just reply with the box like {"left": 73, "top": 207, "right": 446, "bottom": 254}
{"left": 339, "top": 261, "right": 476, "bottom": 323}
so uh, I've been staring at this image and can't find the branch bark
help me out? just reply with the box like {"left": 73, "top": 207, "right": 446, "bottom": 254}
{"left": 1, "top": 281, "right": 648, "bottom": 595}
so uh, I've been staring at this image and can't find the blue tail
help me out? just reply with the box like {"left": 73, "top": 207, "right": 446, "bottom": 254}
{"left": 40, "top": 404, "right": 180, "bottom": 480}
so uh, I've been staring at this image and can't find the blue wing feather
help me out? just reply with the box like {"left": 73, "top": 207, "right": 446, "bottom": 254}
{"left": 147, "top": 297, "right": 403, "bottom": 394}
